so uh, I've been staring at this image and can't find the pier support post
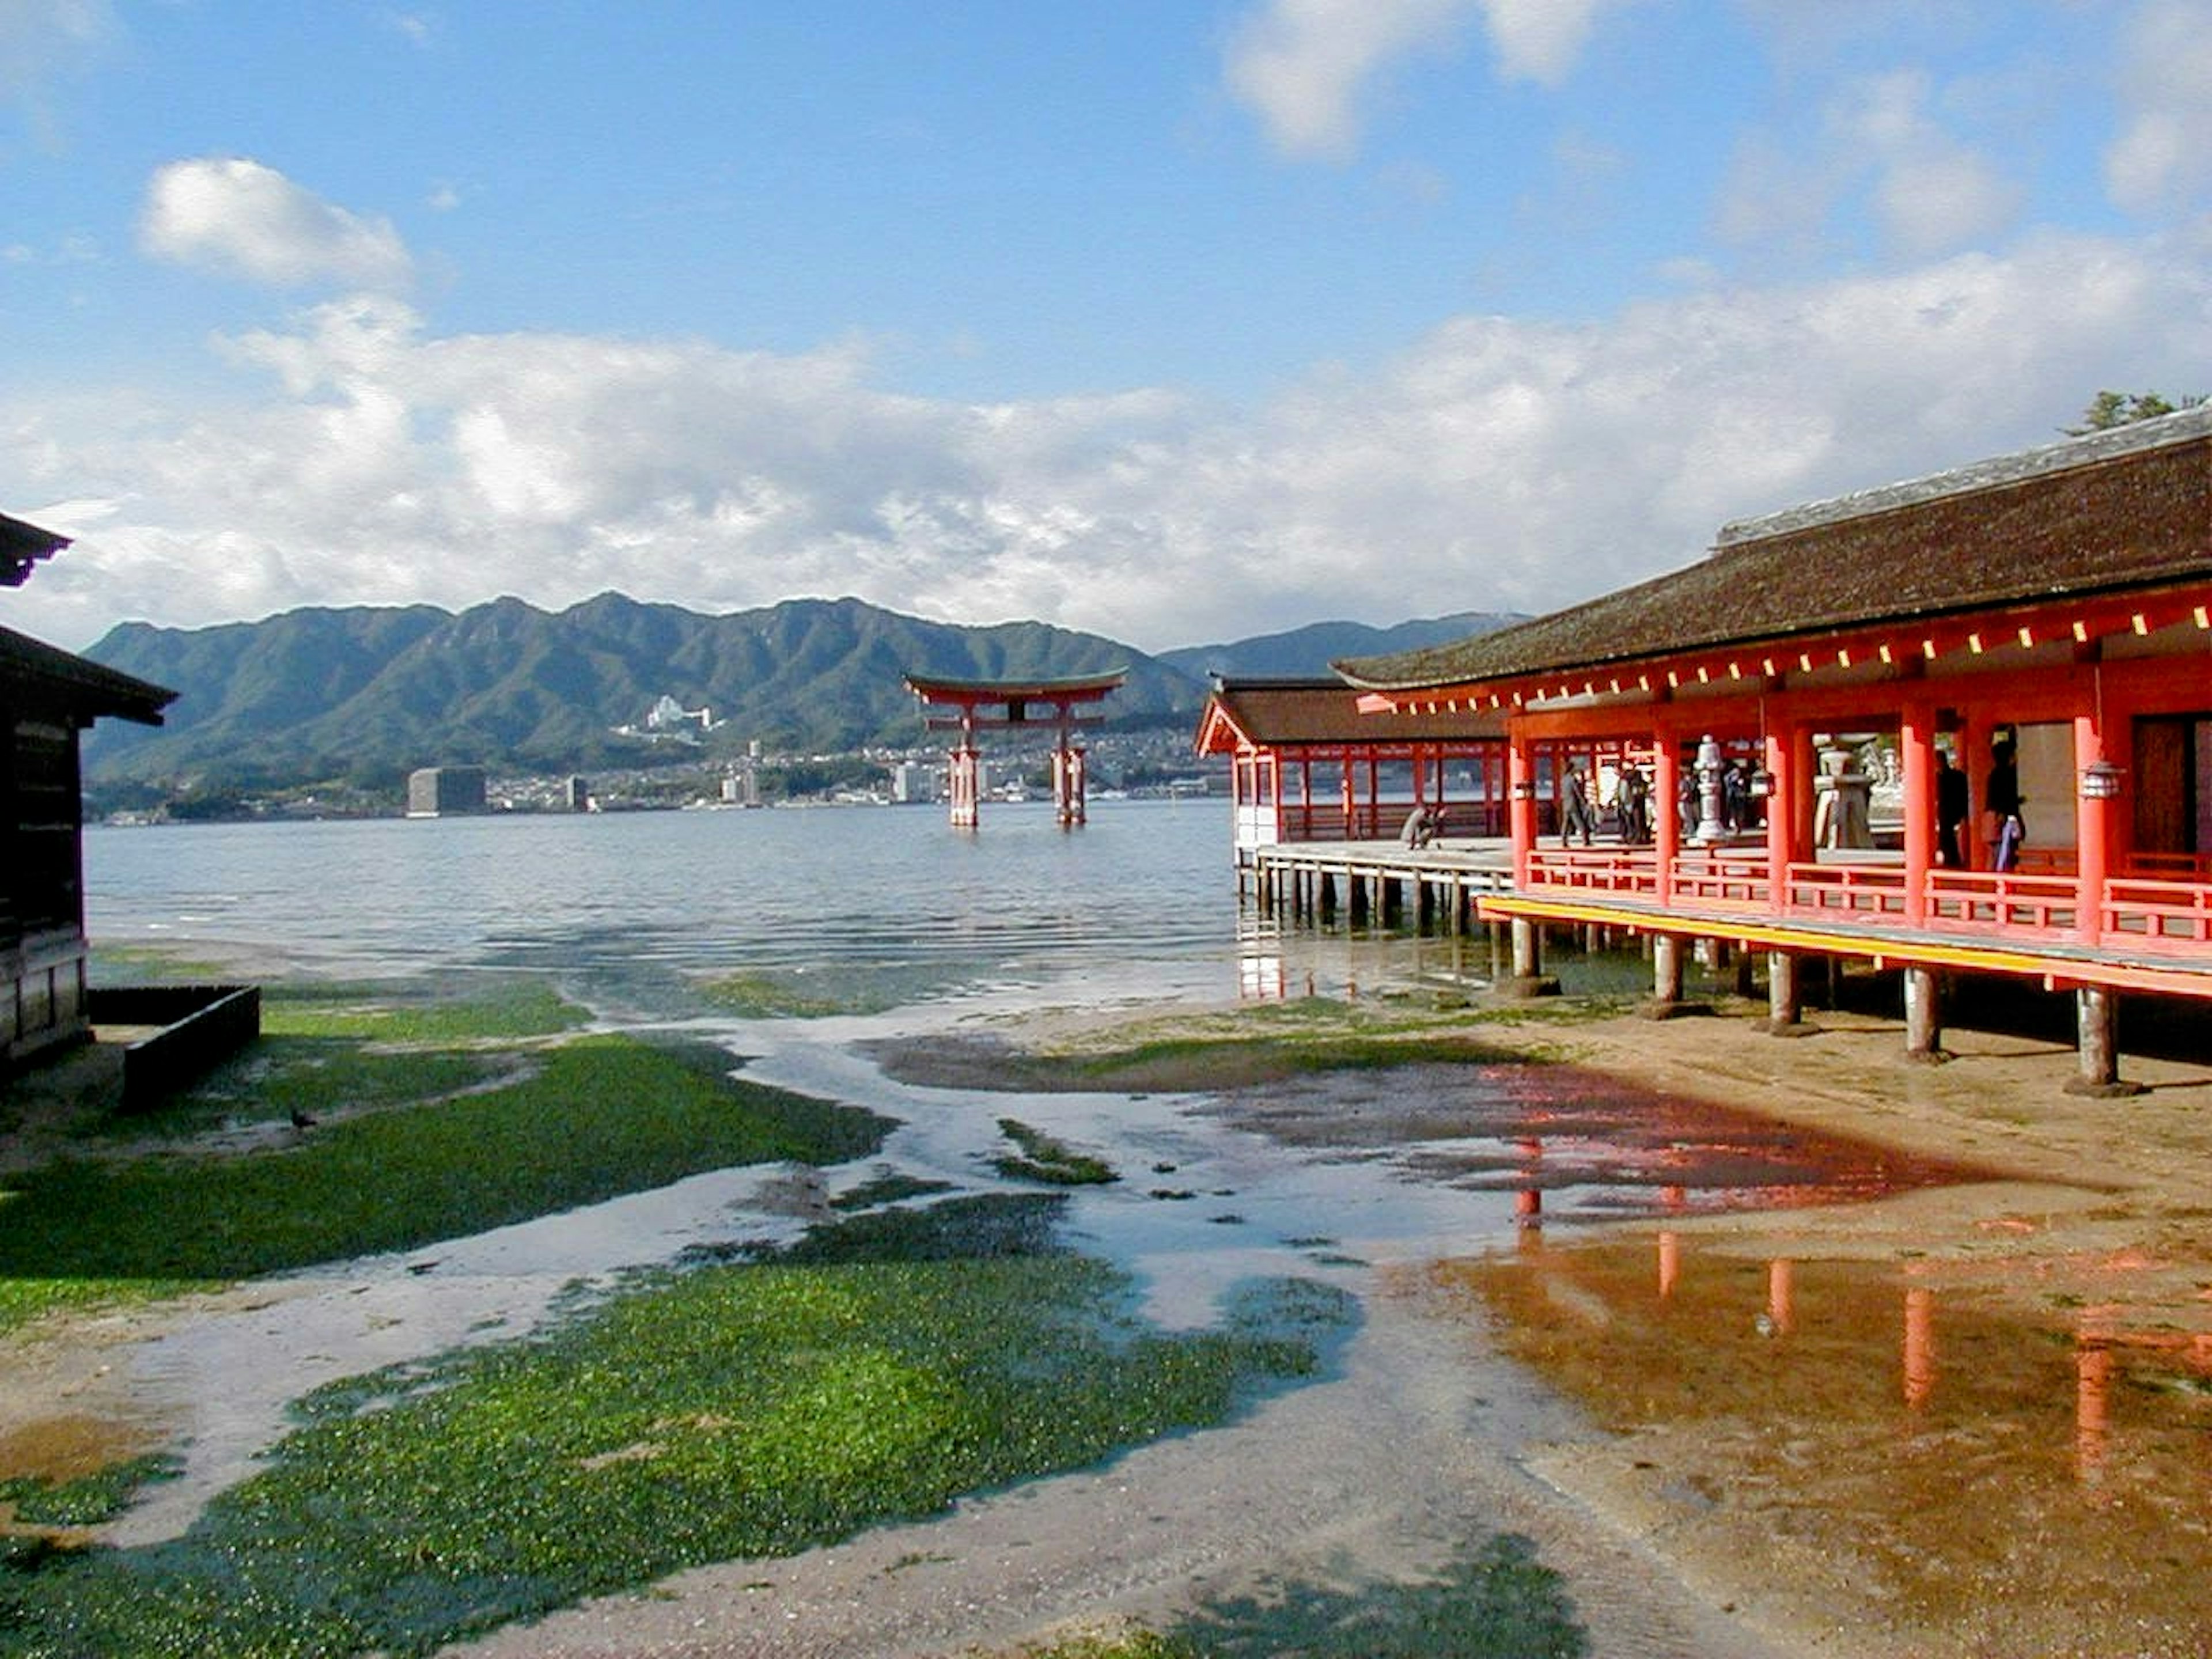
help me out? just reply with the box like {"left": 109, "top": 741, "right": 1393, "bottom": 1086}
{"left": 1643, "top": 933, "right": 1703, "bottom": 1018}
{"left": 1903, "top": 966, "right": 1945, "bottom": 1062}
{"left": 1503, "top": 916, "right": 1559, "bottom": 997}
{"left": 2066, "top": 986, "right": 2146, "bottom": 1097}
{"left": 1764, "top": 949, "right": 1806, "bottom": 1034}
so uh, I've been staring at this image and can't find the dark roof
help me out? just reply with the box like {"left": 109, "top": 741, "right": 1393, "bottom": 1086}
{"left": 1338, "top": 409, "right": 2212, "bottom": 693}
{"left": 1197, "top": 677, "right": 1501, "bottom": 752}
{"left": 0, "top": 624, "right": 175, "bottom": 726}
{"left": 1, "top": 511, "right": 69, "bottom": 588}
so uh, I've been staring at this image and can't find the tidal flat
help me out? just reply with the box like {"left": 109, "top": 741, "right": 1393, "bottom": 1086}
{"left": 9, "top": 959, "right": 2212, "bottom": 1657}
{"left": 0, "top": 975, "right": 1384, "bottom": 1657}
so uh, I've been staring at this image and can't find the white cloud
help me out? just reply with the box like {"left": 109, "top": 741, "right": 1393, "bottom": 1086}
{"left": 1223, "top": 0, "right": 1620, "bottom": 159}
{"left": 1842, "top": 71, "right": 2020, "bottom": 256}
{"left": 139, "top": 157, "right": 414, "bottom": 291}
{"left": 1718, "top": 69, "right": 2020, "bottom": 261}
{"left": 5, "top": 232, "right": 2207, "bottom": 654}
{"left": 0, "top": 0, "right": 113, "bottom": 105}
{"left": 1476, "top": 0, "right": 1619, "bottom": 84}
{"left": 2104, "top": 0, "right": 2212, "bottom": 213}
{"left": 1225, "top": 0, "right": 1472, "bottom": 160}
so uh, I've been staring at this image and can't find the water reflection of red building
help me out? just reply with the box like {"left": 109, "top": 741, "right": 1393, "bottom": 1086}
{"left": 2073, "top": 1320, "right": 2212, "bottom": 1485}
{"left": 1630, "top": 1233, "right": 2212, "bottom": 1486}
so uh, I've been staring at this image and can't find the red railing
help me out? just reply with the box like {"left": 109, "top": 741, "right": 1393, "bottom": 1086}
{"left": 1782, "top": 860, "right": 1909, "bottom": 920}
{"left": 1925, "top": 870, "right": 2079, "bottom": 934}
{"left": 2105, "top": 876, "right": 2212, "bottom": 946}
{"left": 1520, "top": 841, "right": 2212, "bottom": 969}
{"left": 1526, "top": 846, "right": 1660, "bottom": 896}
{"left": 1671, "top": 850, "right": 1772, "bottom": 908}
{"left": 1270, "top": 800, "right": 1512, "bottom": 842}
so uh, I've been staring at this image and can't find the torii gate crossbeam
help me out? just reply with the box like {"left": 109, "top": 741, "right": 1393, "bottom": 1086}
{"left": 903, "top": 671, "right": 1126, "bottom": 827}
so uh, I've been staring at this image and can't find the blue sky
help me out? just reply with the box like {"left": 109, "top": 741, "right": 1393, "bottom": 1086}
{"left": 5, "top": 1, "right": 2210, "bottom": 653}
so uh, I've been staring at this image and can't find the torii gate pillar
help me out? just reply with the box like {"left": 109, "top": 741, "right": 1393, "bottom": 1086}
{"left": 1052, "top": 741, "right": 1088, "bottom": 826}
{"left": 948, "top": 741, "right": 980, "bottom": 829}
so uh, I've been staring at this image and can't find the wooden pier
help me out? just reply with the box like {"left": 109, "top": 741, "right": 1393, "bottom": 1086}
{"left": 1242, "top": 837, "right": 1516, "bottom": 933}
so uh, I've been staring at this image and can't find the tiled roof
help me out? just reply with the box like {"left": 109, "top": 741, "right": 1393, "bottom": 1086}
{"left": 1338, "top": 410, "right": 2212, "bottom": 693}
{"left": 1198, "top": 677, "right": 1501, "bottom": 750}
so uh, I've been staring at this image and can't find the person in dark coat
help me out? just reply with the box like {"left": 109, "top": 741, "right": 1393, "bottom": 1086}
{"left": 1560, "top": 763, "right": 1595, "bottom": 846}
{"left": 1935, "top": 749, "right": 1969, "bottom": 866}
{"left": 1984, "top": 737, "right": 2024, "bottom": 872}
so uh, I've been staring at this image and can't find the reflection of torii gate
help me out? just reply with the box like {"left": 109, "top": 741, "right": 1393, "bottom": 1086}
{"left": 904, "top": 671, "right": 1126, "bottom": 828}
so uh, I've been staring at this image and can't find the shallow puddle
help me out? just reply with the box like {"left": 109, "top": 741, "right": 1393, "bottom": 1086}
{"left": 1428, "top": 1234, "right": 2212, "bottom": 1655}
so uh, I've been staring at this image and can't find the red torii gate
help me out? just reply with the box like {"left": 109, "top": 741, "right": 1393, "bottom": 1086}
{"left": 904, "top": 670, "right": 1126, "bottom": 827}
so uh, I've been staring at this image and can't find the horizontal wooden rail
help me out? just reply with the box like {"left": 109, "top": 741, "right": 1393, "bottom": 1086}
{"left": 1526, "top": 847, "right": 1658, "bottom": 896}
{"left": 1925, "top": 870, "right": 2078, "bottom": 934}
{"left": 1670, "top": 851, "right": 1772, "bottom": 907}
{"left": 2105, "top": 876, "right": 2212, "bottom": 945}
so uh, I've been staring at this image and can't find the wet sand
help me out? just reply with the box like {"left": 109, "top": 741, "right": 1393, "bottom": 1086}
{"left": 454, "top": 999, "right": 2212, "bottom": 1657}
{"left": 10, "top": 991, "right": 2212, "bottom": 1656}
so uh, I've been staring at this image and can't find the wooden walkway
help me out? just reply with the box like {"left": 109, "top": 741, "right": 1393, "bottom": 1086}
{"left": 1243, "top": 838, "right": 1516, "bottom": 932}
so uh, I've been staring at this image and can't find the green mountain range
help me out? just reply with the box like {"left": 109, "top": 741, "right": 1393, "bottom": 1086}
{"left": 77, "top": 592, "right": 1510, "bottom": 790}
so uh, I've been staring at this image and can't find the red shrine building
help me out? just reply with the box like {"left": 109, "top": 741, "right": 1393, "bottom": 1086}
{"left": 1337, "top": 408, "right": 2212, "bottom": 1092}
{"left": 1194, "top": 676, "right": 1505, "bottom": 855}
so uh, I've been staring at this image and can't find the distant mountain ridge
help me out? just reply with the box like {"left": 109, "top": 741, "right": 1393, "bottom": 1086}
{"left": 1156, "top": 612, "right": 1511, "bottom": 680}
{"left": 78, "top": 593, "right": 1516, "bottom": 789}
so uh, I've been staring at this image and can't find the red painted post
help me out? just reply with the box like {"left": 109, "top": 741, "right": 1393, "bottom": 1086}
{"left": 1900, "top": 700, "right": 1934, "bottom": 928}
{"left": 1508, "top": 728, "right": 1533, "bottom": 888}
{"left": 1764, "top": 724, "right": 1791, "bottom": 915}
{"left": 2075, "top": 711, "right": 2109, "bottom": 946}
{"left": 1653, "top": 730, "right": 1679, "bottom": 907}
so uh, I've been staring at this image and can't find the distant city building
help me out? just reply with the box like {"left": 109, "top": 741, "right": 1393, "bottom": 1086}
{"left": 645, "top": 695, "right": 713, "bottom": 733}
{"left": 564, "top": 775, "right": 590, "bottom": 812}
{"left": 407, "top": 766, "right": 488, "bottom": 818}
{"left": 889, "top": 761, "right": 934, "bottom": 804}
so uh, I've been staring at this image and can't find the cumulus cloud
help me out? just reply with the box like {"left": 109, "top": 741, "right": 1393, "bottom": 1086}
{"left": 1225, "top": 0, "right": 1472, "bottom": 160}
{"left": 0, "top": 0, "right": 113, "bottom": 104}
{"left": 139, "top": 157, "right": 414, "bottom": 290}
{"left": 7, "top": 230, "right": 2209, "bottom": 654}
{"left": 1224, "top": 0, "right": 1618, "bottom": 159}
{"left": 1718, "top": 69, "right": 2019, "bottom": 261}
{"left": 2104, "top": 0, "right": 2212, "bottom": 213}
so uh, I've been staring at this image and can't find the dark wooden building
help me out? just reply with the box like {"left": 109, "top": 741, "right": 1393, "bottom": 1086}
{"left": 2, "top": 513, "right": 176, "bottom": 1069}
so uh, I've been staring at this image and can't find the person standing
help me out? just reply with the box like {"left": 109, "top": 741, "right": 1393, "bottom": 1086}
{"left": 1935, "top": 749, "right": 1969, "bottom": 866}
{"left": 1560, "top": 762, "right": 1595, "bottom": 846}
{"left": 1984, "top": 736, "right": 2024, "bottom": 872}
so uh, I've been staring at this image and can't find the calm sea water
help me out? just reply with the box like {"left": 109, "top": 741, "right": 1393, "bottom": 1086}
{"left": 84, "top": 798, "right": 1440, "bottom": 1013}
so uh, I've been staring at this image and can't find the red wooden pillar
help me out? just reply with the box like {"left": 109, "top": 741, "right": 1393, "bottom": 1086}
{"left": 1900, "top": 699, "right": 1936, "bottom": 928}
{"left": 1764, "top": 722, "right": 1793, "bottom": 912}
{"left": 949, "top": 741, "right": 979, "bottom": 829}
{"left": 2075, "top": 711, "right": 2112, "bottom": 946}
{"left": 1507, "top": 725, "right": 1534, "bottom": 888}
{"left": 1652, "top": 729, "right": 1680, "bottom": 907}
{"left": 1052, "top": 742, "right": 1087, "bottom": 826}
